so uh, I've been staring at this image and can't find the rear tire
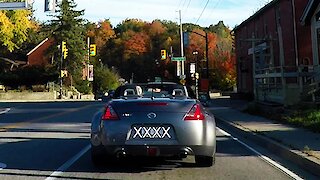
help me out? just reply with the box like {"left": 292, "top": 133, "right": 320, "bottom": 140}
{"left": 91, "top": 144, "right": 105, "bottom": 167}
{"left": 195, "top": 155, "right": 214, "bottom": 167}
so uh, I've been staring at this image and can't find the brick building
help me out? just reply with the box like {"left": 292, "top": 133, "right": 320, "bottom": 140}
{"left": 27, "top": 38, "right": 54, "bottom": 66}
{"left": 234, "top": 0, "right": 320, "bottom": 105}
{"left": 27, "top": 38, "right": 89, "bottom": 80}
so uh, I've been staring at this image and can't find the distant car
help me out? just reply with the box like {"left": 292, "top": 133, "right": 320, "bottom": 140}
{"left": 95, "top": 90, "right": 115, "bottom": 102}
{"left": 91, "top": 82, "right": 216, "bottom": 167}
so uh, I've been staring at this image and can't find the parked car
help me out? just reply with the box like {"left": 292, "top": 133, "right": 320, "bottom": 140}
{"left": 91, "top": 82, "right": 216, "bottom": 167}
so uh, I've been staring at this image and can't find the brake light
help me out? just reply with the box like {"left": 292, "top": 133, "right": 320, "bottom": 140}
{"left": 102, "top": 105, "right": 119, "bottom": 120}
{"left": 138, "top": 102, "right": 168, "bottom": 106}
{"left": 184, "top": 104, "right": 205, "bottom": 120}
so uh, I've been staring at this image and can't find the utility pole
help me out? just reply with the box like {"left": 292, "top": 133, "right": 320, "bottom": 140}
{"left": 59, "top": 42, "right": 63, "bottom": 99}
{"left": 205, "top": 32, "right": 209, "bottom": 78}
{"left": 179, "top": 10, "right": 185, "bottom": 79}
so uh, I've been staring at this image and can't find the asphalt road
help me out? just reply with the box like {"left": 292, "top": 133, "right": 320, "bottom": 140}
{"left": 0, "top": 101, "right": 316, "bottom": 180}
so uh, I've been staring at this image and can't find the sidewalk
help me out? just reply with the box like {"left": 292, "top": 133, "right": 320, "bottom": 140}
{"left": 208, "top": 96, "right": 320, "bottom": 177}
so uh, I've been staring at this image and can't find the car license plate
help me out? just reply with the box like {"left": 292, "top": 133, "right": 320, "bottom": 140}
{"left": 131, "top": 126, "right": 172, "bottom": 139}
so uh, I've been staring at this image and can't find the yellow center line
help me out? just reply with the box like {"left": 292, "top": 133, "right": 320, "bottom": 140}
{"left": 0, "top": 104, "right": 94, "bottom": 132}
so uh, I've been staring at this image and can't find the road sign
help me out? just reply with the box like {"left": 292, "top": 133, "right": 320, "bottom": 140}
{"left": 0, "top": 1, "right": 30, "bottom": 10}
{"left": 171, "top": 57, "right": 186, "bottom": 61}
{"left": 190, "top": 63, "right": 196, "bottom": 73}
{"left": 88, "top": 64, "right": 94, "bottom": 81}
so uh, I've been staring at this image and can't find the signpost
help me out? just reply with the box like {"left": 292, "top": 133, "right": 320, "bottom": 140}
{"left": 171, "top": 57, "right": 186, "bottom": 61}
{"left": 0, "top": 1, "right": 31, "bottom": 10}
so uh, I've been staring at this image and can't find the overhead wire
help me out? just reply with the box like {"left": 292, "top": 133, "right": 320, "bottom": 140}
{"left": 202, "top": 0, "right": 222, "bottom": 26}
{"left": 182, "top": 0, "right": 192, "bottom": 20}
{"left": 176, "top": 0, "right": 184, "bottom": 11}
{"left": 195, "top": 0, "right": 210, "bottom": 25}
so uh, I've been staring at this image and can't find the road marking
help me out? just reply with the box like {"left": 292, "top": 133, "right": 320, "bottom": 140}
{"left": 0, "top": 162, "right": 7, "bottom": 170}
{"left": 0, "top": 105, "right": 93, "bottom": 131}
{"left": 0, "top": 108, "right": 10, "bottom": 115}
{"left": 216, "top": 127, "right": 304, "bottom": 180}
{"left": 45, "top": 144, "right": 91, "bottom": 180}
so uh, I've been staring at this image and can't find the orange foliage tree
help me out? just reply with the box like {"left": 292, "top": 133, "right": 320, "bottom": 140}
{"left": 123, "top": 30, "right": 150, "bottom": 60}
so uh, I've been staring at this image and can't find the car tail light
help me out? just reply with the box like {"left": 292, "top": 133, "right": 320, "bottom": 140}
{"left": 184, "top": 104, "right": 205, "bottom": 121}
{"left": 102, "top": 105, "right": 119, "bottom": 120}
{"left": 138, "top": 102, "right": 168, "bottom": 106}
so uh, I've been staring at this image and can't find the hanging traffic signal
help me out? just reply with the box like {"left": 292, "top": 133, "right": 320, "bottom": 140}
{"left": 90, "top": 44, "right": 96, "bottom": 56}
{"left": 62, "top": 41, "right": 68, "bottom": 59}
{"left": 63, "top": 48, "right": 68, "bottom": 59}
{"left": 161, "top": 49, "right": 166, "bottom": 60}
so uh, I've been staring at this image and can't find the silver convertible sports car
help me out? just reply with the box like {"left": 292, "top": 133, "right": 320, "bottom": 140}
{"left": 91, "top": 82, "right": 216, "bottom": 167}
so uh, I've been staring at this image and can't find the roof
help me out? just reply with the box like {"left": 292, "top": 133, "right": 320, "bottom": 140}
{"left": 26, "top": 38, "right": 49, "bottom": 56}
{"left": 233, "top": 0, "right": 279, "bottom": 32}
{"left": 300, "top": 0, "right": 320, "bottom": 26}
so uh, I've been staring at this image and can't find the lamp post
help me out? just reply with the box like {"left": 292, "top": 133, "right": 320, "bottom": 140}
{"left": 187, "top": 30, "right": 210, "bottom": 98}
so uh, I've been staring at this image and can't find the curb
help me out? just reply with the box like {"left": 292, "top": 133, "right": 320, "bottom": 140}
{"left": 215, "top": 115, "right": 320, "bottom": 177}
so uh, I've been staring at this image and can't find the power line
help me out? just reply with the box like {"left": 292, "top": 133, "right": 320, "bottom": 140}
{"left": 185, "top": 0, "right": 192, "bottom": 11}
{"left": 176, "top": 0, "right": 184, "bottom": 11}
{"left": 203, "top": 0, "right": 221, "bottom": 26}
{"left": 195, "top": 0, "right": 210, "bottom": 25}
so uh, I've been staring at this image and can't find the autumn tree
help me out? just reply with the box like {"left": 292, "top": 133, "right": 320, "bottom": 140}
{"left": 0, "top": 10, "right": 33, "bottom": 53}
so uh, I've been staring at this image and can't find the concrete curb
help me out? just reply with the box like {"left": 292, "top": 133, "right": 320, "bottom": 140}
{"left": 215, "top": 115, "right": 320, "bottom": 177}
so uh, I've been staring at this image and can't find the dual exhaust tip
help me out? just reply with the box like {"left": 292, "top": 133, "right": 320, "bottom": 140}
{"left": 114, "top": 149, "right": 189, "bottom": 159}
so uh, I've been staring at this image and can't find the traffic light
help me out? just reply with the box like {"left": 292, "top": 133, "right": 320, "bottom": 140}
{"left": 90, "top": 44, "right": 96, "bottom": 56}
{"left": 161, "top": 50, "right": 166, "bottom": 60}
{"left": 63, "top": 48, "right": 68, "bottom": 59}
{"left": 62, "top": 41, "right": 68, "bottom": 59}
{"left": 62, "top": 41, "right": 66, "bottom": 51}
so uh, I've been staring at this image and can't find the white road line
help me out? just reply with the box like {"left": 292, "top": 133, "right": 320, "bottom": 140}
{"left": 45, "top": 144, "right": 91, "bottom": 180}
{"left": 0, "top": 108, "right": 10, "bottom": 115}
{"left": 216, "top": 127, "right": 304, "bottom": 180}
{"left": 0, "top": 162, "right": 7, "bottom": 170}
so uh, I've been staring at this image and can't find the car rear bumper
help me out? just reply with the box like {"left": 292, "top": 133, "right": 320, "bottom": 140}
{"left": 99, "top": 145, "right": 215, "bottom": 157}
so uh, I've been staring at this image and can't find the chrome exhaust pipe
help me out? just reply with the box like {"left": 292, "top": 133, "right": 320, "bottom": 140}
{"left": 116, "top": 150, "right": 126, "bottom": 159}
{"left": 179, "top": 151, "right": 188, "bottom": 159}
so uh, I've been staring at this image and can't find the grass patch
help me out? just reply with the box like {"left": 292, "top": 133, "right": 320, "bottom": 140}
{"left": 244, "top": 102, "right": 320, "bottom": 133}
{"left": 284, "top": 109, "right": 320, "bottom": 133}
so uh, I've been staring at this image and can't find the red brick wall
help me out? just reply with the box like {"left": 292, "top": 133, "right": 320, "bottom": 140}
{"left": 295, "top": 0, "right": 313, "bottom": 65}
{"left": 235, "top": 0, "right": 313, "bottom": 94}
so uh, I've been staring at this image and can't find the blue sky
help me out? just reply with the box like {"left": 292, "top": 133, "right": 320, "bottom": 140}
{"left": 32, "top": 0, "right": 271, "bottom": 28}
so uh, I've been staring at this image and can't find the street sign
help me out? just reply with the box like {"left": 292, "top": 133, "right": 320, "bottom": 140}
{"left": 0, "top": 1, "right": 30, "bottom": 10}
{"left": 171, "top": 57, "right": 186, "bottom": 61}
{"left": 190, "top": 63, "right": 196, "bottom": 74}
{"left": 88, "top": 64, "right": 94, "bottom": 81}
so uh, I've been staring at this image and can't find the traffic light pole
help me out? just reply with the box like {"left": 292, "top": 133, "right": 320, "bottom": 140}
{"left": 59, "top": 44, "right": 63, "bottom": 99}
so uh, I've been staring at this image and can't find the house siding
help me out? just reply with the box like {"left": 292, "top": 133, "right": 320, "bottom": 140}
{"left": 234, "top": 0, "right": 312, "bottom": 105}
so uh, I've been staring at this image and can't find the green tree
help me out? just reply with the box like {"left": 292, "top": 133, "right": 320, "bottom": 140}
{"left": 47, "top": 0, "right": 87, "bottom": 92}
{"left": 93, "top": 66, "right": 120, "bottom": 93}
